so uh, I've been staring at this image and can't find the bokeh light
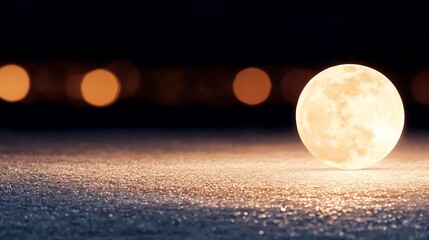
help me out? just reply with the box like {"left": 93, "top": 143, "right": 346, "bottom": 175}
{"left": 0, "top": 64, "right": 31, "bottom": 102}
{"left": 193, "top": 67, "right": 235, "bottom": 105}
{"left": 106, "top": 61, "right": 140, "bottom": 98}
{"left": 233, "top": 67, "right": 271, "bottom": 105}
{"left": 81, "top": 69, "right": 120, "bottom": 107}
{"left": 154, "top": 68, "right": 189, "bottom": 105}
{"left": 281, "top": 68, "right": 316, "bottom": 104}
{"left": 411, "top": 69, "right": 429, "bottom": 105}
{"left": 33, "top": 64, "right": 66, "bottom": 101}
{"left": 65, "top": 73, "right": 84, "bottom": 101}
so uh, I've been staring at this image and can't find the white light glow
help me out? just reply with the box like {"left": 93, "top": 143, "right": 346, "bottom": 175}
{"left": 296, "top": 64, "right": 404, "bottom": 170}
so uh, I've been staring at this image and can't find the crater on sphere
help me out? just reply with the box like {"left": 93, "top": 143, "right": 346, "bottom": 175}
{"left": 296, "top": 64, "right": 405, "bottom": 170}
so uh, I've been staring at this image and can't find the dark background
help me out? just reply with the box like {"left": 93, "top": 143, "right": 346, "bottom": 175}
{"left": 1, "top": 0, "right": 429, "bottom": 130}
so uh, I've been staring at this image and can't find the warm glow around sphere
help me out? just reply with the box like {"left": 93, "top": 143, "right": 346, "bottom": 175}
{"left": 81, "top": 69, "right": 120, "bottom": 107}
{"left": 0, "top": 64, "right": 30, "bottom": 102}
{"left": 296, "top": 64, "right": 404, "bottom": 170}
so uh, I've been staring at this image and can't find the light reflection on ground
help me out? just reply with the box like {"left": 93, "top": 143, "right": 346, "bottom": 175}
{"left": 0, "top": 131, "right": 428, "bottom": 239}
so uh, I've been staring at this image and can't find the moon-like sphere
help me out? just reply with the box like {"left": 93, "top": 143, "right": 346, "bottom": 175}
{"left": 296, "top": 64, "right": 404, "bottom": 170}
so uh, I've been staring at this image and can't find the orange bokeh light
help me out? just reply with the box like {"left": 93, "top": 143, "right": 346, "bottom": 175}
{"left": 106, "top": 61, "right": 140, "bottom": 98}
{"left": 194, "top": 67, "right": 235, "bottom": 105}
{"left": 65, "top": 73, "right": 84, "bottom": 100}
{"left": 0, "top": 64, "right": 31, "bottom": 102}
{"left": 411, "top": 69, "right": 429, "bottom": 105}
{"left": 281, "top": 68, "right": 316, "bottom": 104}
{"left": 233, "top": 67, "right": 271, "bottom": 105}
{"left": 154, "top": 68, "right": 189, "bottom": 105}
{"left": 81, "top": 69, "right": 120, "bottom": 107}
{"left": 33, "top": 65, "right": 65, "bottom": 101}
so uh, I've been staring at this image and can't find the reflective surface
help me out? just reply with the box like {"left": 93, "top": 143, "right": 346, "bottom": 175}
{"left": 0, "top": 131, "right": 428, "bottom": 239}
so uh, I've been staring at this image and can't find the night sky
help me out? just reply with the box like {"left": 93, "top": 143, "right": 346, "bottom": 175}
{"left": 1, "top": 1, "right": 429, "bottom": 130}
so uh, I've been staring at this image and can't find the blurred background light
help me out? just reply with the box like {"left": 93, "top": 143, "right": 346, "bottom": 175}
{"left": 0, "top": 64, "right": 30, "bottom": 102}
{"left": 154, "top": 67, "right": 189, "bottom": 105}
{"left": 281, "top": 68, "right": 316, "bottom": 104}
{"left": 64, "top": 63, "right": 91, "bottom": 104}
{"left": 1, "top": 2, "right": 429, "bottom": 131}
{"left": 65, "top": 73, "right": 84, "bottom": 101}
{"left": 193, "top": 67, "right": 235, "bottom": 106}
{"left": 233, "top": 67, "right": 271, "bottom": 106}
{"left": 33, "top": 67, "right": 54, "bottom": 100}
{"left": 411, "top": 69, "right": 429, "bottom": 105}
{"left": 81, "top": 69, "right": 120, "bottom": 107}
{"left": 106, "top": 61, "right": 140, "bottom": 98}
{"left": 33, "top": 62, "right": 67, "bottom": 102}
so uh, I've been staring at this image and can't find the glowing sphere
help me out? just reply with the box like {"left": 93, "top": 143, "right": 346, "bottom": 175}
{"left": 296, "top": 64, "right": 404, "bottom": 170}
{"left": 0, "top": 64, "right": 30, "bottom": 102}
{"left": 81, "top": 69, "right": 120, "bottom": 107}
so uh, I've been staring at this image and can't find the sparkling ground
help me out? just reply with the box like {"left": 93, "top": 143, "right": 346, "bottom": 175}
{"left": 0, "top": 130, "right": 428, "bottom": 239}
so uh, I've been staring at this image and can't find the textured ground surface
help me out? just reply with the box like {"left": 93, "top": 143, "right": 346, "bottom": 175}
{"left": 0, "top": 130, "right": 428, "bottom": 239}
